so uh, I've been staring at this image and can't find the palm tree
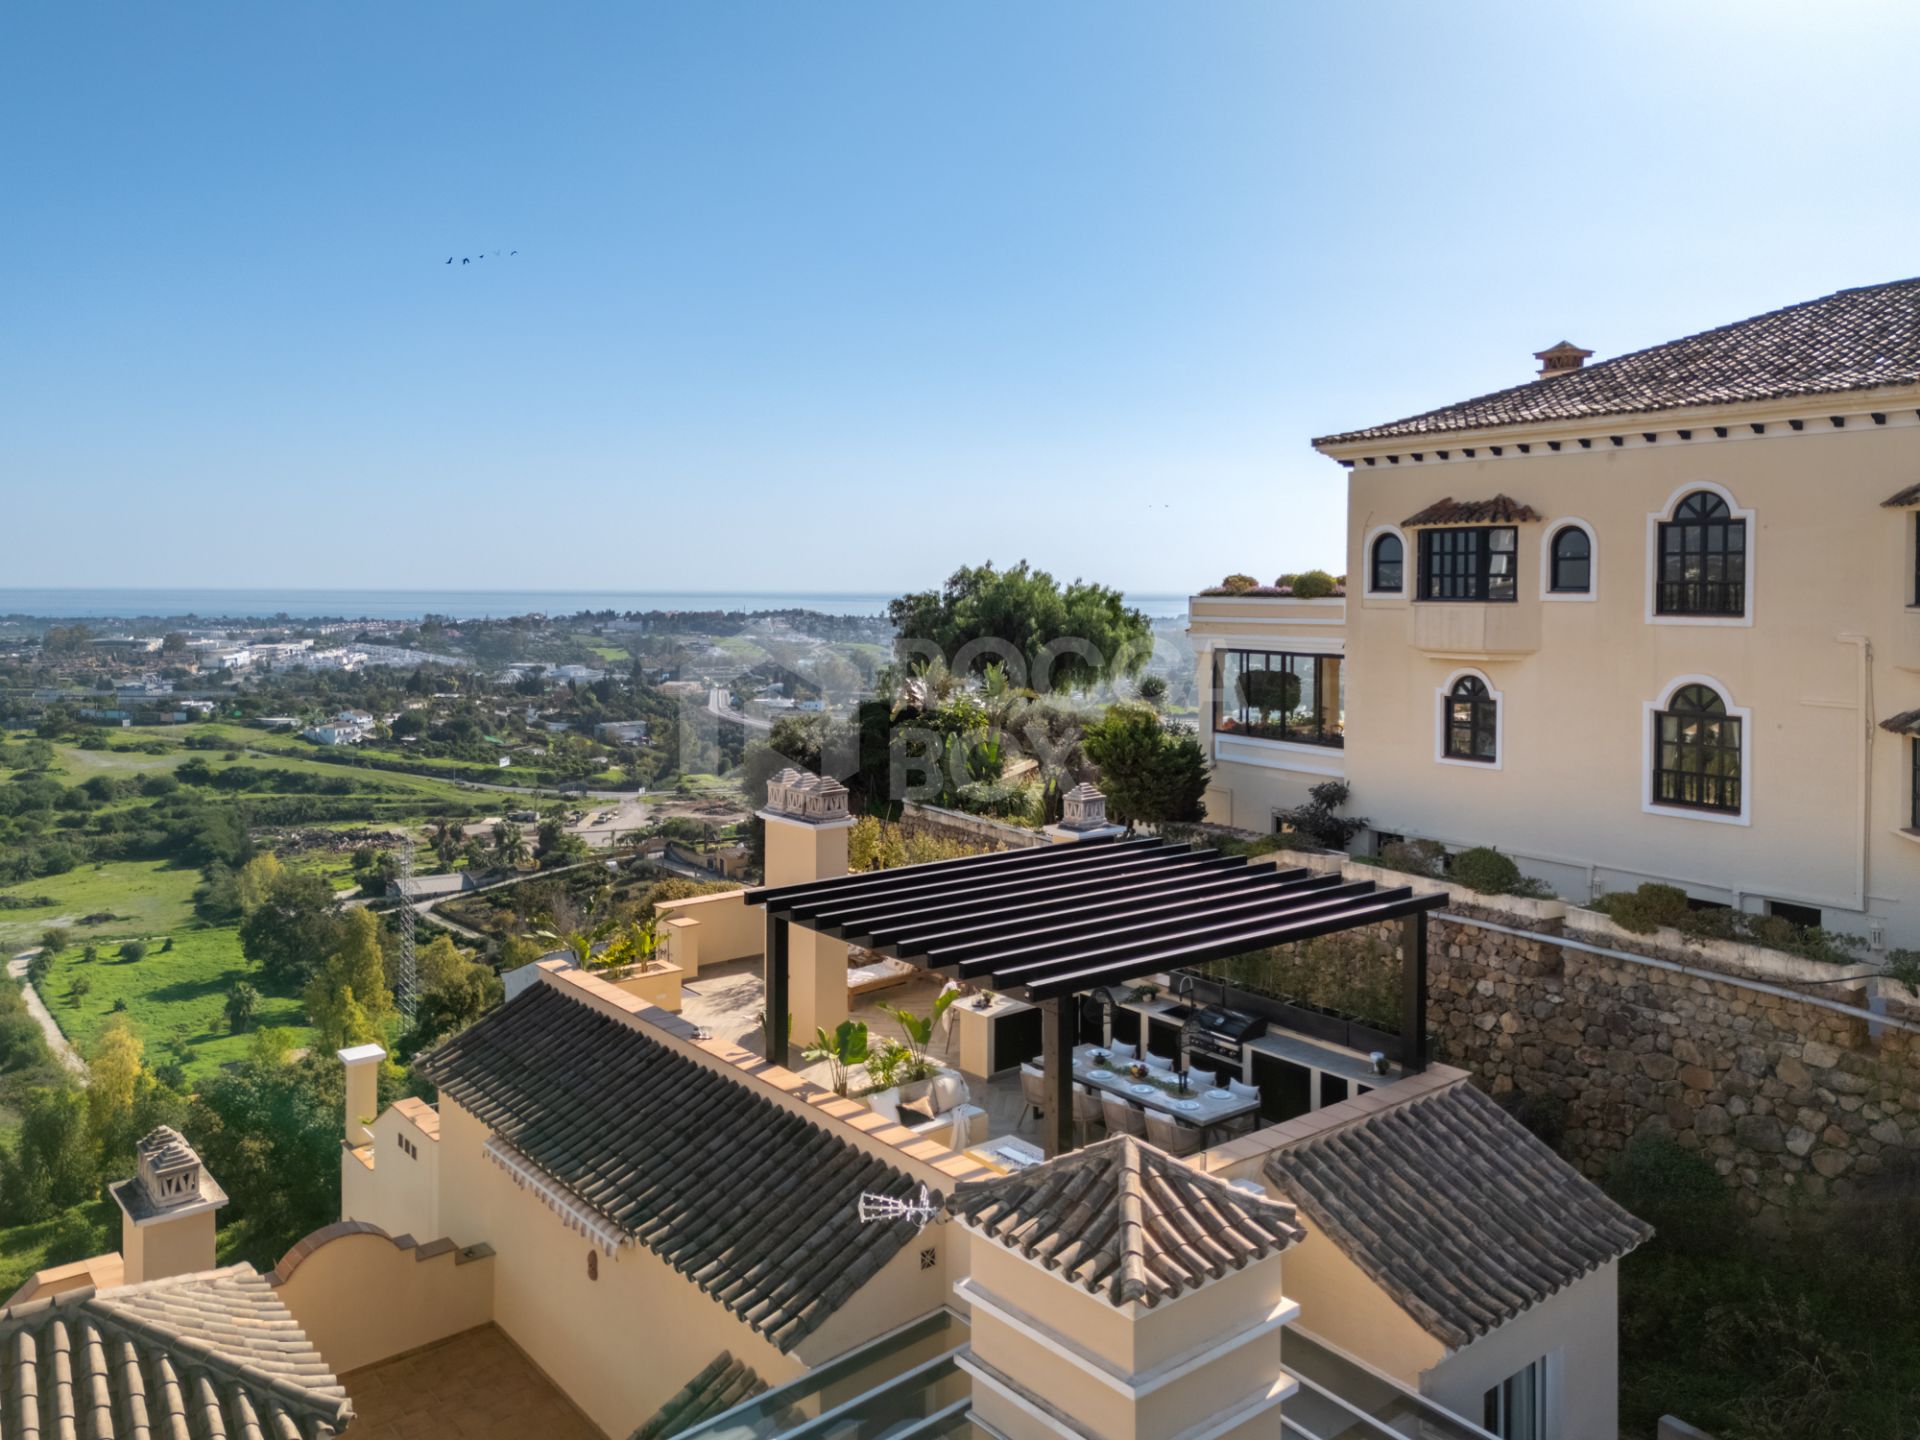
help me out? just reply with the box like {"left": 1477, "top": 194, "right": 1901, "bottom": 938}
{"left": 492, "top": 822, "right": 529, "bottom": 869}
{"left": 429, "top": 820, "right": 464, "bottom": 867}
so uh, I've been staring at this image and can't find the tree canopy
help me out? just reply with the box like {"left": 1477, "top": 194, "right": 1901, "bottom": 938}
{"left": 1082, "top": 703, "right": 1209, "bottom": 830}
{"left": 887, "top": 561, "right": 1151, "bottom": 692}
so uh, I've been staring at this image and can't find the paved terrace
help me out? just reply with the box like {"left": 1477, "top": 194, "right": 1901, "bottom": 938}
{"left": 342, "top": 1323, "right": 601, "bottom": 1440}
{"left": 679, "top": 957, "right": 1033, "bottom": 1138}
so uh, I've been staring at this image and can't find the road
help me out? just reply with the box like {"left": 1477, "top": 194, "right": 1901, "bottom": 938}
{"left": 6, "top": 950, "right": 88, "bottom": 1076}
{"left": 707, "top": 686, "right": 773, "bottom": 733}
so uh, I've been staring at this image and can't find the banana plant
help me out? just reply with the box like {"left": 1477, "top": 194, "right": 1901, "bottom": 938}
{"left": 882, "top": 989, "right": 959, "bottom": 1072}
{"left": 802, "top": 1019, "right": 870, "bottom": 1096}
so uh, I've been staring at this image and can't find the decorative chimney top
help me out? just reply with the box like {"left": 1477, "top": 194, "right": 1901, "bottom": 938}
{"left": 1533, "top": 341, "right": 1593, "bottom": 378}
{"left": 764, "top": 767, "right": 851, "bottom": 825}
{"left": 1058, "top": 783, "right": 1110, "bottom": 832}
{"left": 111, "top": 1125, "right": 228, "bottom": 1226}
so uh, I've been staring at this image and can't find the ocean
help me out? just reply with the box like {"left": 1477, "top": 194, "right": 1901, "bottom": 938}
{"left": 0, "top": 587, "right": 1193, "bottom": 623}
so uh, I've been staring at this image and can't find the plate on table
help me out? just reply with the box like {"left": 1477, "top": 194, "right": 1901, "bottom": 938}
{"left": 1176, "top": 1099, "right": 1202, "bottom": 1113}
{"left": 1207, "top": 1088, "right": 1234, "bottom": 1100}
{"left": 1130, "top": 1083, "right": 1157, "bottom": 1096}
{"left": 1088, "top": 1068, "right": 1114, "bottom": 1080}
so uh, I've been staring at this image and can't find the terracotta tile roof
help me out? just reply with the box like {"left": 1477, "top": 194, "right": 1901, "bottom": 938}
{"left": 1401, "top": 495, "right": 1542, "bottom": 527}
{"left": 1879, "top": 709, "right": 1920, "bottom": 735}
{"left": 418, "top": 983, "right": 923, "bottom": 1351}
{"left": 1264, "top": 1081, "right": 1652, "bottom": 1350}
{"left": 947, "top": 1135, "right": 1303, "bottom": 1309}
{"left": 390, "top": 1096, "right": 440, "bottom": 1139}
{"left": 0, "top": 1264, "right": 351, "bottom": 1438}
{"left": 1316, "top": 277, "right": 1920, "bottom": 446}
{"left": 626, "top": 1351, "right": 790, "bottom": 1440}
{"left": 1882, "top": 481, "right": 1920, "bottom": 508}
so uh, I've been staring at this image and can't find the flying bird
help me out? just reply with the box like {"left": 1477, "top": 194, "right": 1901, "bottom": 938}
{"left": 461, "top": 257, "right": 470, "bottom": 265}
{"left": 445, "top": 257, "right": 452, "bottom": 265}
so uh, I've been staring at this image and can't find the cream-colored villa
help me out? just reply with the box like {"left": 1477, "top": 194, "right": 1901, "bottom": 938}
{"left": 1196, "top": 276, "right": 1920, "bottom": 945}
{"left": 6, "top": 780, "right": 1649, "bottom": 1440}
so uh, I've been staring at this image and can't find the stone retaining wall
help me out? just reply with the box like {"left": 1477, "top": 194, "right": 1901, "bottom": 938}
{"left": 896, "top": 801, "right": 1047, "bottom": 851}
{"left": 1423, "top": 911, "right": 1920, "bottom": 1232}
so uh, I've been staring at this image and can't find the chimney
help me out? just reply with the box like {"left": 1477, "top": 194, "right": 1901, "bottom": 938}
{"left": 339, "top": 1042, "right": 387, "bottom": 1148}
{"left": 110, "top": 1126, "right": 229, "bottom": 1284}
{"left": 1043, "top": 783, "right": 1126, "bottom": 844}
{"left": 1533, "top": 341, "right": 1593, "bottom": 378}
{"left": 759, "top": 769, "right": 856, "bottom": 1047}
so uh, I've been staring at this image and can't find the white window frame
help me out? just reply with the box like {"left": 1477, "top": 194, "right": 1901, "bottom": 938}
{"left": 1540, "top": 517, "right": 1598, "bottom": 602}
{"left": 1481, "top": 1352, "right": 1557, "bottom": 1440}
{"left": 1363, "top": 523, "right": 1409, "bottom": 599}
{"left": 1642, "top": 673, "right": 1751, "bottom": 827}
{"left": 1434, "top": 666, "right": 1504, "bottom": 771}
{"left": 1644, "top": 481, "right": 1755, "bottom": 627}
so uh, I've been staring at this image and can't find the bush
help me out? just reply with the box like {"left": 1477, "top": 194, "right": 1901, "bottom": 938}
{"left": 1275, "top": 780, "right": 1367, "bottom": 851}
{"left": 953, "top": 781, "right": 1032, "bottom": 820}
{"left": 1371, "top": 838, "right": 1447, "bottom": 878}
{"left": 1450, "top": 846, "right": 1557, "bottom": 899}
{"left": 1595, "top": 882, "right": 1691, "bottom": 934}
{"left": 1451, "top": 846, "right": 1521, "bottom": 895}
{"left": 1287, "top": 569, "right": 1338, "bottom": 599}
{"left": 1216, "top": 573, "right": 1259, "bottom": 594}
{"left": 1608, "top": 1132, "right": 1735, "bottom": 1254}
{"left": 117, "top": 940, "right": 148, "bottom": 964}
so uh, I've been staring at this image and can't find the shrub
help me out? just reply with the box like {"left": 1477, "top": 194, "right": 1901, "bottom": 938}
{"left": 117, "top": 940, "right": 147, "bottom": 964}
{"left": 1275, "top": 780, "right": 1367, "bottom": 851}
{"left": 1608, "top": 1131, "right": 1735, "bottom": 1254}
{"left": 1216, "top": 573, "right": 1260, "bottom": 594}
{"left": 1450, "top": 846, "right": 1557, "bottom": 899}
{"left": 1288, "top": 569, "right": 1338, "bottom": 599}
{"left": 1595, "top": 882, "right": 1691, "bottom": 934}
{"left": 1451, "top": 846, "right": 1522, "bottom": 895}
{"left": 1372, "top": 838, "right": 1447, "bottom": 878}
{"left": 954, "top": 781, "right": 1033, "bottom": 820}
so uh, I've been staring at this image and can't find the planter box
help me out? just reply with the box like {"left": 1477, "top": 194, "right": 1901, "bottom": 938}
{"left": 1273, "top": 850, "right": 1568, "bottom": 923}
{"left": 606, "top": 960, "right": 684, "bottom": 1013}
{"left": 1561, "top": 908, "right": 1869, "bottom": 990}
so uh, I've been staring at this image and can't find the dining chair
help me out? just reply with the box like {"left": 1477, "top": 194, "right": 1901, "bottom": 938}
{"left": 1110, "top": 1041, "right": 1138, "bottom": 1064}
{"left": 1143, "top": 1052, "right": 1174, "bottom": 1072}
{"left": 1100, "top": 1093, "right": 1148, "bottom": 1138}
{"left": 1143, "top": 1108, "right": 1205, "bottom": 1157}
{"left": 1228, "top": 1078, "right": 1260, "bottom": 1102}
{"left": 1192, "top": 1068, "right": 1223, "bottom": 1091}
{"left": 1018, "top": 1064, "right": 1047, "bottom": 1131}
{"left": 1072, "top": 1084, "right": 1105, "bottom": 1146}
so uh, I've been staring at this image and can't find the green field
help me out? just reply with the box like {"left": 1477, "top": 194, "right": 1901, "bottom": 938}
{"left": 41, "top": 921, "right": 312, "bottom": 1079}
{"left": 0, "top": 858, "right": 200, "bottom": 951}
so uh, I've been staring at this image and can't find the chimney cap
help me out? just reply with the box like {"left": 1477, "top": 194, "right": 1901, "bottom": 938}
{"left": 112, "top": 1126, "right": 228, "bottom": 1225}
{"left": 1533, "top": 341, "right": 1594, "bottom": 377}
{"left": 763, "top": 767, "right": 852, "bottom": 825}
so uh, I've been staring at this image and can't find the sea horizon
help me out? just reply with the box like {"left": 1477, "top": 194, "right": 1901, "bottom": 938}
{"left": 0, "top": 586, "right": 1194, "bottom": 624}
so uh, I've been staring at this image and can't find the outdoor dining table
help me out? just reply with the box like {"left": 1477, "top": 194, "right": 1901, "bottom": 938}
{"left": 1071, "top": 1043, "right": 1261, "bottom": 1137}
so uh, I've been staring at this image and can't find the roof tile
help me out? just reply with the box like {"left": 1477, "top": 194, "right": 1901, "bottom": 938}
{"left": 419, "top": 983, "right": 923, "bottom": 1351}
{"left": 1264, "top": 1081, "right": 1651, "bottom": 1349}
{"left": 949, "top": 1135, "right": 1302, "bottom": 1308}
{"left": 1317, "top": 277, "right": 1920, "bottom": 445}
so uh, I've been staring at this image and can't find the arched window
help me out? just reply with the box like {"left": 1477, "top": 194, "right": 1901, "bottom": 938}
{"left": 1550, "top": 526, "right": 1591, "bottom": 593}
{"left": 1657, "top": 492, "right": 1745, "bottom": 615}
{"left": 1653, "top": 684, "right": 1742, "bottom": 813}
{"left": 1443, "top": 676, "right": 1498, "bottom": 762}
{"left": 1370, "top": 533, "right": 1404, "bottom": 593}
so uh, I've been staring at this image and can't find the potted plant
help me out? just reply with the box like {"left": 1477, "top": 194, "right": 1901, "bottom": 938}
{"left": 880, "top": 990, "right": 960, "bottom": 1102}
{"left": 802, "top": 1019, "right": 870, "bottom": 1097}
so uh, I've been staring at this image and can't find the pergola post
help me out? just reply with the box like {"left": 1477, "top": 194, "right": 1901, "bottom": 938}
{"left": 764, "top": 910, "right": 790, "bottom": 1062}
{"left": 1399, "top": 910, "right": 1429, "bottom": 1073}
{"left": 1039, "top": 998, "right": 1075, "bottom": 1158}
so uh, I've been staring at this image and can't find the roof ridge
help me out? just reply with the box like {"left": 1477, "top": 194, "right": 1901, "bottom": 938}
{"left": 1315, "top": 276, "right": 1920, "bottom": 446}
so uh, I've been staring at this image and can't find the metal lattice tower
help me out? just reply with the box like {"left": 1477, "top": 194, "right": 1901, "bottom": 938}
{"left": 393, "top": 837, "right": 418, "bottom": 1021}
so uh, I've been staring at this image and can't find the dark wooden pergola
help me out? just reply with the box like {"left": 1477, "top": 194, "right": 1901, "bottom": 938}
{"left": 746, "top": 836, "right": 1446, "bottom": 1155}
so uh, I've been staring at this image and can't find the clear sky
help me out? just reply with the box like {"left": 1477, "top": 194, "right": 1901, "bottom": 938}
{"left": 6, "top": 1, "right": 1919, "bottom": 596}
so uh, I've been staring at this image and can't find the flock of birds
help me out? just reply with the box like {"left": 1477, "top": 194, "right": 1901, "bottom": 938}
{"left": 447, "top": 251, "right": 518, "bottom": 265}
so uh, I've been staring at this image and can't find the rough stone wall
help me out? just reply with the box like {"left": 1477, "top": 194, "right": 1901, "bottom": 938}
{"left": 1423, "top": 914, "right": 1920, "bottom": 1233}
{"left": 895, "top": 802, "right": 1046, "bottom": 851}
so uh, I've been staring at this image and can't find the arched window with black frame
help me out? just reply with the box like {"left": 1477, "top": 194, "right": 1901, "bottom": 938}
{"left": 1653, "top": 683, "right": 1742, "bottom": 813}
{"left": 1443, "top": 675, "right": 1498, "bottom": 763}
{"left": 1370, "top": 532, "right": 1404, "bottom": 593}
{"left": 1550, "top": 525, "right": 1591, "bottom": 593}
{"left": 1657, "top": 492, "right": 1746, "bottom": 615}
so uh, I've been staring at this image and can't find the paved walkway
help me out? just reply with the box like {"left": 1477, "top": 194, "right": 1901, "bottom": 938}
{"left": 5, "top": 949, "right": 88, "bottom": 1076}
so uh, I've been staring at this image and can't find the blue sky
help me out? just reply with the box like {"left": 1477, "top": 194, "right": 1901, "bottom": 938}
{"left": 6, "top": 1, "right": 1919, "bottom": 596}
